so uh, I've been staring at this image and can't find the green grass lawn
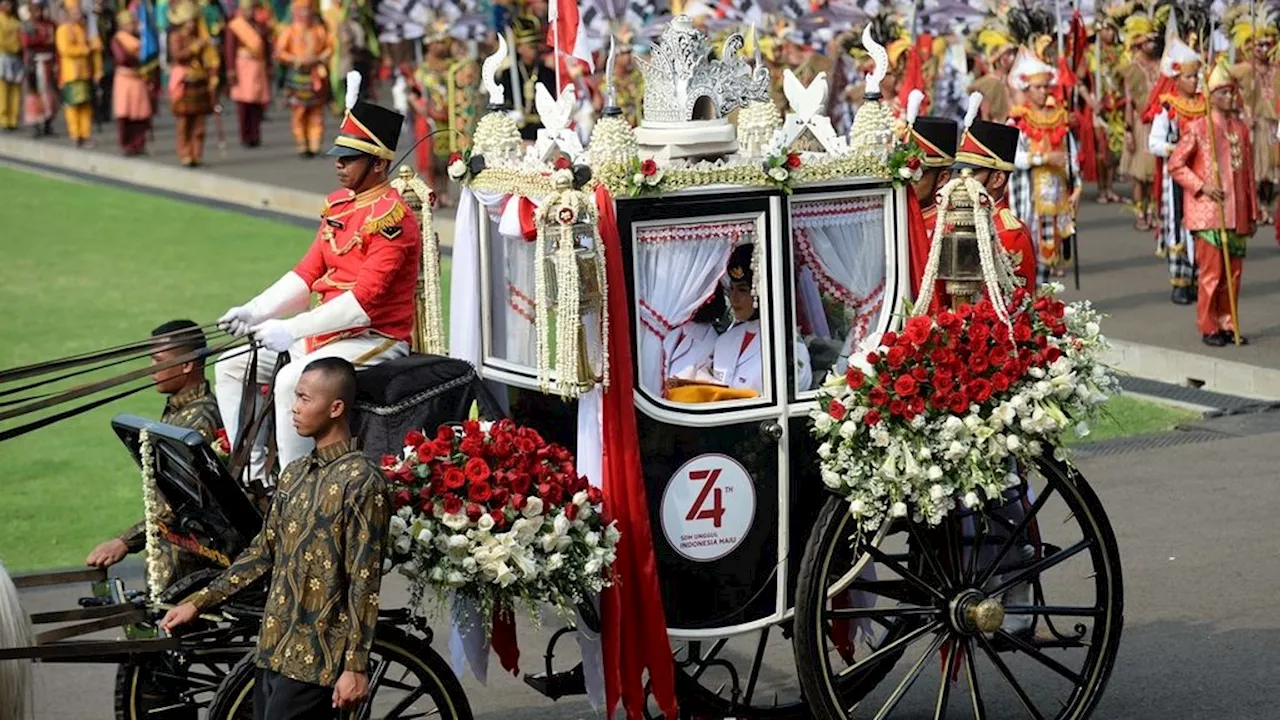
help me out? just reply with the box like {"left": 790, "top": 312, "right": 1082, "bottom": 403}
{"left": 0, "top": 165, "right": 451, "bottom": 571}
{"left": 1071, "top": 394, "right": 1201, "bottom": 445}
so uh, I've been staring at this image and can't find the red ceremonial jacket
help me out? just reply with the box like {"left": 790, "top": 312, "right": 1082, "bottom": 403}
{"left": 293, "top": 182, "right": 421, "bottom": 351}
{"left": 1167, "top": 110, "right": 1258, "bottom": 235}
{"left": 995, "top": 197, "right": 1038, "bottom": 291}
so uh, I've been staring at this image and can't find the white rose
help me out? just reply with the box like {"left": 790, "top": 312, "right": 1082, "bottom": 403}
{"left": 573, "top": 491, "right": 589, "bottom": 507}
{"left": 890, "top": 501, "right": 908, "bottom": 518}
{"left": 546, "top": 553, "right": 565, "bottom": 571}
{"left": 430, "top": 567, "right": 445, "bottom": 582}
{"left": 476, "top": 513, "right": 496, "bottom": 533}
{"left": 962, "top": 491, "right": 980, "bottom": 509}
{"left": 604, "top": 523, "right": 621, "bottom": 545}
{"left": 839, "top": 421, "right": 858, "bottom": 440}
{"left": 494, "top": 562, "right": 517, "bottom": 587}
{"left": 1005, "top": 434, "right": 1023, "bottom": 451}
{"left": 814, "top": 414, "right": 835, "bottom": 433}
{"left": 442, "top": 512, "right": 469, "bottom": 531}
{"left": 522, "top": 496, "right": 545, "bottom": 518}
{"left": 898, "top": 166, "right": 914, "bottom": 179}
{"left": 461, "top": 557, "right": 477, "bottom": 573}
{"left": 849, "top": 499, "right": 866, "bottom": 516}
{"left": 632, "top": 172, "right": 645, "bottom": 184}
{"left": 446, "top": 570, "right": 466, "bottom": 587}
{"left": 553, "top": 513, "right": 571, "bottom": 537}
{"left": 769, "top": 166, "right": 789, "bottom": 182}
{"left": 926, "top": 465, "right": 943, "bottom": 481}
{"left": 393, "top": 534, "right": 411, "bottom": 555}
{"left": 820, "top": 469, "right": 843, "bottom": 488}
{"left": 929, "top": 484, "right": 945, "bottom": 501}
{"left": 447, "top": 159, "right": 467, "bottom": 180}
{"left": 585, "top": 557, "right": 603, "bottom": 575}
{"left": 396, "top": 506, "right": 413, "bottom": 521}
{"left": 817, "top": 442, "right": 833, "bottom": 459}
{"left": 585, "top": 530, "right": 600, "bottom": 548}
{"left": 552, "top": 168, "right": 574, "bottom": 186}
{"left": 447, "top": 534, "right": 470, "bottom": 554}
{"left": 415, "top": 526, "right": 433, "bottom": 547}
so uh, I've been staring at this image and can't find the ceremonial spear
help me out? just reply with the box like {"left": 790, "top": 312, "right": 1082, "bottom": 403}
{"left": 1054, "top": 0, "right": 1083, "bottom": 288}
{"left": 1197, "top": 14, "right": 1244, "bottom": 344}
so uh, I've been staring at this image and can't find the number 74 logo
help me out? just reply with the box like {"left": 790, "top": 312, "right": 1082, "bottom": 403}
{"left": 686, "top": 469, "right": 725, "bottom": 528}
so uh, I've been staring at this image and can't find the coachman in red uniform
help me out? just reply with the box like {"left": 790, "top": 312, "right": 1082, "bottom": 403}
{"left": 903, "top": 88, "right": 959, "bottom": 311}
{"left": 215, "top": 95, "right": 421, "bottom": 473}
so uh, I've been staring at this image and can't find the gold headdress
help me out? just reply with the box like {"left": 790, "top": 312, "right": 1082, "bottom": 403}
{"left": 1207, "top": 58, "right": 1236, "bottom": 91}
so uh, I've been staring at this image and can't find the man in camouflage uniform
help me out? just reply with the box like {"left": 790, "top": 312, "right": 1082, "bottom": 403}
{"left": 85, "top": 320, "right": 224, "bottom": 591}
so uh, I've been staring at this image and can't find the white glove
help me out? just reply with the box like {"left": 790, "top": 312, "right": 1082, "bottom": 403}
{"left": 252, "top": 319, "right": 295, "bottom": 353}
{"left": 219, "top": 306, "right": 256, "bottom": 337}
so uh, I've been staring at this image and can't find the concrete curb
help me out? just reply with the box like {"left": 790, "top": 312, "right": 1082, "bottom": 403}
{"left": 0, "top": 133, "right": 322, "bottom": 218}
{"left": 1106, "top": 338, "right": 1280, "bottom": 400}
{"left": 0, "top": 134, "right": 456, "bottom": 245}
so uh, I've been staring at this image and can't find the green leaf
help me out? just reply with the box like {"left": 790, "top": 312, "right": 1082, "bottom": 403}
{"left": 468, "top": 400, "right": 480, "bottom": 421}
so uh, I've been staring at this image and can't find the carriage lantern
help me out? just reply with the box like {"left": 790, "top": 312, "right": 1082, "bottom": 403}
{"left": 935, "top": 173, "right": 986, "bottom": 302}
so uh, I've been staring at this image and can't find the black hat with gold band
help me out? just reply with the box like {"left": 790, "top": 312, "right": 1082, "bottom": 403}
{"left": 912, "top": 117, "right": 959, "bottom": 168}
{"left": 955, "top": 120, "right": 1018, "bottom": 172}
{"left": 327, "top": 72, "right": 403, "bottom": 160}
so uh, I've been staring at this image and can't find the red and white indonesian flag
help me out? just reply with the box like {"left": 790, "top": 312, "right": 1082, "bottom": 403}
{"left": 549, "top": 0, "right": 594, "bottom": 89}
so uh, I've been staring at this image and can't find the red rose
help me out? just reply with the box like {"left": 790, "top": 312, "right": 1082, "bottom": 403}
{"left": 911, "top": 366, "right": 928, "bottom": 382}
{"left": 893, "top": 374, "right": 919, "bottom": 398}
{"left": 905, "top": 155, "right": 922, "bottom": 170}
{"left": 786, "top": 153, "right": 802, "bottom": 169}
{"left": 587, "top": 486, "right": 603, "bottom": 504}
{"left": 553, "top": 156, "right": 571, "bottom": 170}
{"left": 419, "top": 499, "right": 434, "bottom": 515}
{"left": 460, "top": 438, "right": 484, "bottom": 457}
{"left": 908, "top": 397, "right": 925, "bottom": 416}
{"left": 442, "top": 494, "right": 463, "bottom": 515}
{"left": 490, "top": 487, "right": 510, "bottom": 508}
{"left": 828, "top": 400, "right": 847, "bottom": 420}
{"left": 448, "top": 152, "right": 462, "bottom": 164}
{"left": 436, "top": 426, "right": 455, "bottom": 443}
{"left": 565, "top": 503, "right": 579, "bottom": 521}
{"left": 889, "top": 399, "right": 906, "bottom": 416}
{"left": 887, "top": 346, "right": 908, "bottom": 369}
{"left": 989, "top": 346, "right": 1010, "bottom": 367}
{"left": 971, "top": 355, "right": 990, "bottom": 374}
{"left": 380, "top": 454, "right": 398, "bottom": 470}
{"left": 992, "top": 373, "right": 1011, "bottom": 392}
{"left": 969, "top": 378, "right": 994, "bottom": 404}
{"left": 443, "top": 467, "right": 466, "bottom": 490}
{"left": 468, "top": 480, "right": 492, "bottom": 503}
{"left": 415, "top": 441, "right": 436, "bottom": 461}
{"left": 1045, "top": 346, "right": 1064, "bottom": 363}
{"left": 464, "top": 457, "right": 491, "bottom": 483}
{"left": 466, "top": 503, "right": 485, "bottom": 522}
{"left": 865, "top": 409, "right": 882, "bottom": 426}
{"left": 1013, "top": 323, "right": 1033, "bottom": 343}
{"left": 882, "top": 331, "right": 899, "bottom": 346}
{"left": 393, "top": 489, "right": 412, "bottom": 509}
{"left": 640, "top": 158, "right": 658, "bottom": 176}
{"left": 866, "top": 351, "right": 881, "bottom": 365}
{"left": 845, "top": 368, "right": 866, "bottom": 388}
{"left": 868, "top": 386, "right": 890, "bottom": 406}
{"left": 904, "top": 316, "right": 933, "bottom": 346}
{"left": 396, "top": 467, "right": 415, "bottom": 485}
{"left": 490, "top": 509, "right": 507, "bottom": 529}
{"left": 512, "top": 493, "right": 527, "bottom": 510}
{"left": 937, "top": 310, "right": 961, "bottom": 332}
{"left": 948, "top": 394, "right": 970, "bottom": 415}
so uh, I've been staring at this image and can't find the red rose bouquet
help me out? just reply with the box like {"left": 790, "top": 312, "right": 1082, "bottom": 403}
{"left": 383, "top": 414, "right": 619, "bottom": 624}
{"left": 811, "top": 285, "right": 1117, "bottom": 531}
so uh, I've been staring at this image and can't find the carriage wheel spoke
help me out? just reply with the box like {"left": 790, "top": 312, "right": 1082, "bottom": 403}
{"left": 932, "top": 637, "right": 959, "bottom": 720}
{"left": 356, "top": 659, "right": 393, "bottom": 720}
{"left": 827, "top": 605, "right": 940, "bottom": 620}
{"left": 862, "top": 542, "right": 947, "bottom": 602}
{"left": 1001, "top": 605, "right": 1102, "bottom": 617}
{"left": 908, "top": 520, "right": 953, "bottom": 591}
{"left": 976, "top": 485, "right": 1056, "bottom": 588}
{"left": 742, "top": 625, "right": 770, "bottom": 707}
{"left": 989, "top": 539, "right": 1093, "bottom": 597}
{"left": 837, "top": 621, "right": 943, "bottom": 679}
{"left": 977, "top": 634, "right": 1045, "bottom": 720}
{"left": 993, "top": 630, "right": 1083, "bottom": 684}
{"left": 688, "top": 638, "right": 728, "bottom": 681}
{"left": 383, "top": 687, "right": 427, "bottom": 719}
{"left": 964, "top": 516, "right": 989, "bottom": 586}
{"left": 963, "top": 638, "right": 985, "bottom": 720}
{"left": 868, "top": 630, "right": 948, "bottom": 720}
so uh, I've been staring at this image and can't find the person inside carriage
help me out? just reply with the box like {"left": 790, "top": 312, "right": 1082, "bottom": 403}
{"left": 214, "top": 92, "right": 419, "bottom": 482}
{"left": 85, "top": 320, "right": 227, "bottom": 585}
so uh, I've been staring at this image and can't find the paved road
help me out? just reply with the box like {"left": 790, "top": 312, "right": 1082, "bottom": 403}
{"left": 19, "top": 412, "right": 1280, "bottom": 719}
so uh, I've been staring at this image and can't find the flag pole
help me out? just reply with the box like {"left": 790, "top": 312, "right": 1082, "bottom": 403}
{"left": 1199, "top": 18, "right": 1244, "bottom": 345}
{"left": 551, "top": 2, "right": 562, "bottom": 93}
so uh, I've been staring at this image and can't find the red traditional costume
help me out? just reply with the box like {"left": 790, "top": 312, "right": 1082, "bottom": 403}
{"left": 1167, "top": 63, "right": 1257, "bottom": 342}
{"left": 215, "top": 98, "right": 420, "bottom": 473}
{"left": 111, "top": 12, "right": 153, "bottom": 155}
{"left": 19, "top": 5, "right": 57, "bottom": 134}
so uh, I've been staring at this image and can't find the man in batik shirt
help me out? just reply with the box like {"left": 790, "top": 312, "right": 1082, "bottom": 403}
{"left": 85, "top": 320, "right": 225, "bottom": 590}
{"left": 162, "top": 357, "right": 391, "bottom": 718}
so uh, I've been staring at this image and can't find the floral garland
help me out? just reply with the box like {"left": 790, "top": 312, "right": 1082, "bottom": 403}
{"left": 392, "top": 169, "right": 447, "bottom": 355}
{"left": 139, "top": 429, "right": 164, "bottom": 604}
{"left": 762, "top": 151, "right": 802, "bottom": 194}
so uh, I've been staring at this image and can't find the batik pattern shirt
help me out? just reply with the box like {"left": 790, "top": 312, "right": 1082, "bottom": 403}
{"left": 185, "top": 439, "right": 391, "bottom": 687}
{"left": 119, "top": 382, "right": 224, "bottom": 590}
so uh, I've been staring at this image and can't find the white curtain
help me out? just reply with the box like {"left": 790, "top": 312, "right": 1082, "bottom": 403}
{"left": 449, "top": 189, "right": 485, "bottom": 368}
{"left": 792, "top": 198, "right": 887, "bottom": 351}
{"left": 635, "top": 221, "right": 756, "bottom": 396}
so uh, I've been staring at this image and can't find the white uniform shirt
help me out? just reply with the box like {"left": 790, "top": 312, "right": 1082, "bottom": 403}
{"left": 663, "top": 322, "right": 718, "bottom": 385}
{"left": 712, "top": 319, "right": 764, "bottom": 394}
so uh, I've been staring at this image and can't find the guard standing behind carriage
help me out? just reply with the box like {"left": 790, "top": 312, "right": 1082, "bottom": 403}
{"left": 215, "top": 89, "right": 418, "bottom": 479}
{"left": 162, "top": 357, "right": 391, "bottom": 718}
{"left": 85, "top": 320, "right": 225, "bottom": 585}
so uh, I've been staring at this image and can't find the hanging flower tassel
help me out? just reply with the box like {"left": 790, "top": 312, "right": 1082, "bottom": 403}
{"left": 392, "top": 169, "right": 447, "bottom": 355}
{"left": 534, "top": 215, "right": 553, "bottom": 393}
{"left": 555, "top": 222, "right": 582, "bottom": 397}
{"left": 139, "top": 429, "right": 164, "bottom": 604}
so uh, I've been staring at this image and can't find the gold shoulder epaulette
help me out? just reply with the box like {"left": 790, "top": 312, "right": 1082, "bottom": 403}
{"left": 360, "top": 196, "right": 407, "bottom": 236}
{"left": 998, "top": 207, "right": 1023, "bottom": 231}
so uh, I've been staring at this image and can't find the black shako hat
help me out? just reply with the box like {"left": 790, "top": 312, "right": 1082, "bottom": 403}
{"left": 911, "top": 116, "right": 959, "bottom": 168}
{"left": 327, "top": 101, "right": 404, "bottom": 160}
{"left": 955, "top": 119, "right": 1019, "bottom": 172}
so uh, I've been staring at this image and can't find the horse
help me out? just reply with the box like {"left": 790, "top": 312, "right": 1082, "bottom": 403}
{"left": 0, "top": 561, "right": 32, "bottom": 720}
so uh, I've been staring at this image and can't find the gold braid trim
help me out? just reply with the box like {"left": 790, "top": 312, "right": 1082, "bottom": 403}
{"left": 360, "top": 201, "right": 407, "bottom": 236}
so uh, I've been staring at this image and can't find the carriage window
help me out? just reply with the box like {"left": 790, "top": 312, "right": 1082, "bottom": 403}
{"left": 635, "top": 218, "right": 772, "bottom": 406}
{"left": 484, "top": 209, "right": 536, "bottom": 367}
{"left": 790, "top": 195, "right": 888, "bottom": 393}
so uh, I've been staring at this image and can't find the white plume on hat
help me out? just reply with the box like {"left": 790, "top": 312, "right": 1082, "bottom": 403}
{"left": 1158, "top": 11, "right": 1202, "bottom": 78}
{"left": 906, "top": 89, "right": 925, "bottom": 126}
{"left": 345, "top": 71, "right": 362, "bottom": 110}
{"left": 964, "top": 91, "right": 982, "bottom": 129}
{"left": 1009, "top": 48, "right": 1057, "bottom": 91}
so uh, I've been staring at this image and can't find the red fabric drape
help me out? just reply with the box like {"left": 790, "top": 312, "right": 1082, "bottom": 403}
{"left": 1076, "top": 103, "right": 1099, "bottom": 182}
{"left": 594, "top": 184, "right": 678, "bottom": 719}
{"left": 413, "top": 114, "right": 431, "bottom": 173}
{"left": 898, "top": 46, "right": 930, "bottom": 113}
{"left": 490, "top": 608, "right": 520, "bottom": 675}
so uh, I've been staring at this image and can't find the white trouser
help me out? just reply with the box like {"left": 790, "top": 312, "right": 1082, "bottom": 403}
{"left": 215, "top": 335, "right": 409, "bottom": 478}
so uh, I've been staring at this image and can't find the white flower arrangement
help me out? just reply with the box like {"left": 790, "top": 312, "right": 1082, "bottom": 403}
{"left": 810, "top": 284, "right": 1119, "bottom": 532}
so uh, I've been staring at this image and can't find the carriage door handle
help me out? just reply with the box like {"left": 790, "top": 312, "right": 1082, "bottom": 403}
{"left": 759, "top": 421, "right": 784, "bottom": 443}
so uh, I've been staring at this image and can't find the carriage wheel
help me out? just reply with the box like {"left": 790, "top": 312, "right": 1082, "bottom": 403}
{"left": 793, "top": 453, "right": 1124, "bottom": 719}
{"left": 645, "top": 525, "right": 903, "bottom": 720}
{"left": 205, "top": 625, "right": 473, "bottom": 720}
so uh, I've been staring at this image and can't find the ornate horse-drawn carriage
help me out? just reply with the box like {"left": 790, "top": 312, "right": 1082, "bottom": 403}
{"left": 1, "top": 14, "right": 1122, "bottom": 720}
